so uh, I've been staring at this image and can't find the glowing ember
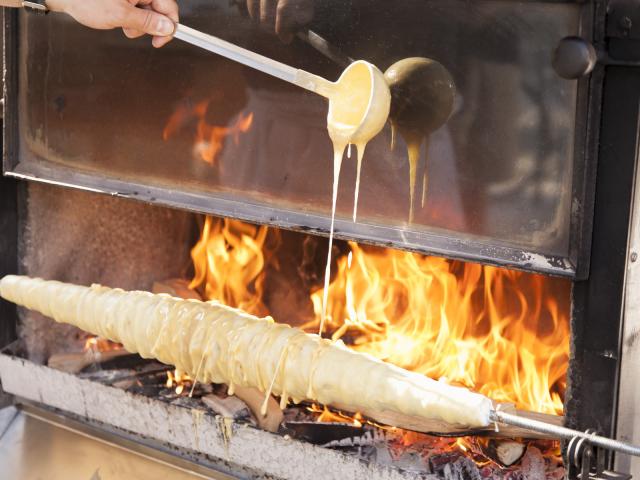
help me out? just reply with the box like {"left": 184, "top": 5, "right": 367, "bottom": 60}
{"left": 166, "top": 369, "right": 193, "bottom": 395}
{"left": 306, "top": 403, "right": 561, "bottom": 471}
{"left": 162, "top": 98, "right": 253, "bottom": 165}
{"left": 304, "top": 242, "right": 569, "bottom": 415}
{"left": 83, "top": 336, "right": 122, "bottom": 353}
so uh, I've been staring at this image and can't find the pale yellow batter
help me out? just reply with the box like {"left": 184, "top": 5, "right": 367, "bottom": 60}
{"left": 393, "top": 127, "right": 426, "bottom": 224}
{"left": 0, "top": 275, "right": 493, "bottom": 428}
{"left": 384, "top": 57, "right": 456, "bottom": 224}
{"left": 319, "top": 61, "right": 390, "bottom": 334}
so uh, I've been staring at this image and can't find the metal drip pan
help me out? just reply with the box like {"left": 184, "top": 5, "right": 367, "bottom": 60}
{"left": 0, "top": 404, "right": 232, "bottom": 480}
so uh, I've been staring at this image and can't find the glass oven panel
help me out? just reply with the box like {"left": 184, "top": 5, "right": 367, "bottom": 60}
{"left": 14, "top": 0, "right": 582, "bottom": 273}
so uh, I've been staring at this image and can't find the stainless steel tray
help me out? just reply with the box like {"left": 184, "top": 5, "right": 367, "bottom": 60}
{"left": 0, "top": 404, "right": 233, "bottom": 480}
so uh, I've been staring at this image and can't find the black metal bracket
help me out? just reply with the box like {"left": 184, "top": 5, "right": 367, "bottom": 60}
{"left": 607, "top": 0, "right": 640, "bottom": 41}
{"left": 605, "top": 0, "right": 640, "bottom": 61}
{"left": 565, "top": 430, "right": 633, "bottom": 480}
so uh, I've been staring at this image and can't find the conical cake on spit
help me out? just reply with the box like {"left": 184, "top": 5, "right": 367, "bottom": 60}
{"left": 0, "top": 275, "right": 493, "bottom": 428}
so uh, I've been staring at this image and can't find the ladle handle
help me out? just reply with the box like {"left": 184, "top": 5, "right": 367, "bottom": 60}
{"left": 174, "top": 24, "right": 334, "bottom": 98}
{"left": 296, "top": 30, "right": 354, "bottom": 68}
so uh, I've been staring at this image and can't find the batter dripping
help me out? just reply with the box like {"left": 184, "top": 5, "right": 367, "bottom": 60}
{"left": 319, "top": 61, "right": 390, "bottom": 335}
{"left": 0, "top": 275, "right": 493, "bottom": 429}
{"left": 384, "top": 58, "right": 456, "bottom": 223}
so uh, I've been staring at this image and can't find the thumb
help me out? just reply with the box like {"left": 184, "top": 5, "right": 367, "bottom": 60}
{"left": 120, "top": 5, "right": 175, "bottom": 36}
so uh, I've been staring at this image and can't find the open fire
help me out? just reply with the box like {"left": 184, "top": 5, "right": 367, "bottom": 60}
{"left": 170, "top": 215, "right": 569, "bottom": 475}
{"left": 150, "top": 215, "right": 567, "bottom": 476}
{"left": 159, "top": 98, "right": 571, "bottom": 421}
{"left": 83, "top": 336, "right": 121, "bottom": 354}
{"left": 12, "top": 96, "right": 572, "bottom": 479}
{"left": 4, "top": 0, "right": 640, "bottom": 474}
{"left": 188, "top": 216, "right": 570, "bottom": 417}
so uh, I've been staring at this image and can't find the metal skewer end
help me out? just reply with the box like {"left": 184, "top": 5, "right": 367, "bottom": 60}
{"left": 490, "top": 409, "right": 640, "bottom": 458}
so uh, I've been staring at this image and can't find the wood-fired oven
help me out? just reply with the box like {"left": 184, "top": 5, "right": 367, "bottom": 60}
{"left": 2, "top": 1, "right": 640, "bottom": 479}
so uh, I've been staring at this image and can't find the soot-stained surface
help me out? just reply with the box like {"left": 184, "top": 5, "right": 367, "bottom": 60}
{"left": 19, "top": 183, "right": 194, "bottom": 362}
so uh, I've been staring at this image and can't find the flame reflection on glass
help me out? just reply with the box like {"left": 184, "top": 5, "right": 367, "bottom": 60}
{"left": 163, "top": 98, "right": 253, "bottom": 165}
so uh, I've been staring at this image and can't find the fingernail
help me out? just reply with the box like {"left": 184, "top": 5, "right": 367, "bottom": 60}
{"left": 152, "top": 36, "right": 168, "bottom": 48}
{"left": 157, "top": 18, "right": 175, "bottom": 36}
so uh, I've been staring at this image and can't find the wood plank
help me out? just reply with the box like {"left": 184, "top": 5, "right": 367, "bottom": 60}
{"left": 48, "top": 349, "right": 132, "bottom": 374}
{"left": 152, "top": 279, "right": 202, "bottom": 300}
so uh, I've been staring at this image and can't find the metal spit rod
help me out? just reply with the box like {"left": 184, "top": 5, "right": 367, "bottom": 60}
{"left": 490, "top": 410, "right": 640, "bottom": 458}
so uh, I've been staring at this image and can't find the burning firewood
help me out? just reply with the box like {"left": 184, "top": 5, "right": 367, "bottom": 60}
{"left": 482, "top": 439, "right": 527, "bottom": 467}
{"left": 232, "top": 386, "right": 284, "bottom": 433}
{"left": 152, "top": 279, "right": 202, "bottom": 300}
{"left": 47, "top": 349, "right": 132, "bottom": 374}
{"left": 201, "top": 394, "right": 252, "bottom": 421}
{"left": 0, "top": 275, "right": 495, "bottom": 431}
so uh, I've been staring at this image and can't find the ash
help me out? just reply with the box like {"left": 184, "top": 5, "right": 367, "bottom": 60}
{"left": 74, "top": 352, "right": 565, "bottom": 480}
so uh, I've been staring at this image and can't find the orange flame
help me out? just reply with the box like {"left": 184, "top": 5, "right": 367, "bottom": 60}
{"left": 304, "top": 242, "right": 569, "bottom": 415}
{"left": 308, "top": 404, "right": 364, "bottom": 427}
{"left": 166, "top": 369, "right": 193, "bottom": 395}
{"left": 163, "top": 99, "right": 253, "bottom": 165}
{"left": 83, "top": 336, "right": 122, "bottom": 353}
{"left": 305, "top": 403, "right": 562, "bottom": 468}
{"left": 190, "top": 218, "right": 570, "bottom": 416}
{"left": 189, "top": 217, "right": 280, "bottom": 316}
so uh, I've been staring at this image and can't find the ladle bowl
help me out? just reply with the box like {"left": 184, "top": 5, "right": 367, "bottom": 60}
{"left": 384, "top": 57, "right": 456, "bottom": 135}
{"left": 324, "top": 60, "right": 391, "bottom": 145}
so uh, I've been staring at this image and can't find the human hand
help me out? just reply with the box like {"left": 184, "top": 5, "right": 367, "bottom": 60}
{"left": 46, "top": 0, "right": 178, "bottom": 48}
{"left": 246, "top": 0, "right": 315, "bottom": 43}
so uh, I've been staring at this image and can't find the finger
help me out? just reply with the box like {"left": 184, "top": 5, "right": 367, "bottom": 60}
{"left": 276, "top": 0, "right": 314, "bottom": 43}
{"left": 118, "top": 4, "right": 175, "bottom": 36}
{"left": 122, "top": 27, "right": 145, "bottom": 39}
{"left": 275, "top": 3, "right": 294, "bottom": 44}
{"left": 122, "top": 2, "right": 153, "bottom": 37}
{"left": 275, "top": 26, "right": 293, "bottom": 44}
{"left": 259, "top": 0, "right": 277, "bottom": 31}
{"left": 247, "top": 0, "right": 259, "bottom": 21}
{"left": 149, "top": 0, "right": 177, "bottom": 47}
{"left": 151, "top": 0, "right": 179, "bottom": 23}
{"left": 152, "top": 34, "right": 173, "bottom": 48}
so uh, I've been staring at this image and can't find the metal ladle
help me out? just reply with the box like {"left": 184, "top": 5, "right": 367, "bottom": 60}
{"left": 173, "top": 24, "right": 390, "bottom": 144}
{"left": 294, "top": 34, "right": 457, "bottom": 133}
{"left": 384, "top": 57, "right": 456, "bottom": 138}
{"left": 382, "top": 57, "right": 456, "bottom": 222}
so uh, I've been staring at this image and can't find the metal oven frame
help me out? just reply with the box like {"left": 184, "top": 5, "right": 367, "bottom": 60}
{"left": 3, "top": 0, "right": 640, "bottom": 475}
